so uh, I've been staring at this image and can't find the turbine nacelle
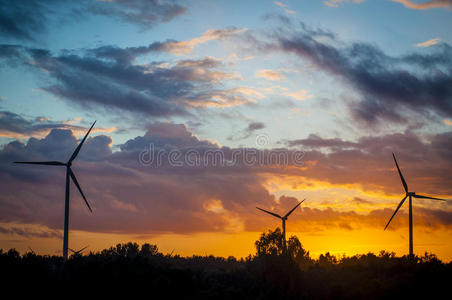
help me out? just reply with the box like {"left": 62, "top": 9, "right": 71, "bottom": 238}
{"left": 256, "top": 198, "right": 306, "bottom": 221}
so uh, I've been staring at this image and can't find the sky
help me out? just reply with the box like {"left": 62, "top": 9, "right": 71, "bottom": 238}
{"left": 0, "top": 0, "right": 452, "bottom": 260}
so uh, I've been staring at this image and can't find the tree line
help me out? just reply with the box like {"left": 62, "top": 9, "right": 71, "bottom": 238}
{"left": 0, "top": 228, "right": 450, "bottom": 299}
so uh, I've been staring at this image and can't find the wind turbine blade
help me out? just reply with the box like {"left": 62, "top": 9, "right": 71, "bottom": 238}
{"left": 384, "top": 195, "right": 408, "bottom": 231}
{"left": 69, "top": 168, "right": 92, "bottom": 212}
{"left": 392, "top": 153, "right": 408, "bottom": 193}
{"left": 78, "top": 246, "right": 88, "bottom": 253}
{"left": 69, "top": 248, "right": 76, "bottom": 253}
{"left": 14, "top": 161, "right": 66, "bottom": 166}
{"left": 284, "top": 198, "right": 306, "bottom": 218}
{"left": 256, "top": 207, "right": 282, "bottom": 219}
{"left": 68, "top": 121, "right": 96, "bottom": 163}
{"left": 413, "top": 194, "right": 446, "bottom": 201}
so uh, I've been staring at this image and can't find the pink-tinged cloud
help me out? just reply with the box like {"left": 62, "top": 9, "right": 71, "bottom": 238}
{"left": 284, "top": 89, "right": 313, "bottom": 101}
{"left": 162, "top": 27, "right": 248, "bottom": 55}
{"left": 255, "top": 69, "right": 285, "bottom": 81}
{"left": 415, "top": 38, "right": 441, "bottom": 47}
{"left": 274, "top": 1, "right": 296, "bottom": 14}
{"left": 1, "top": 122, "right": 451, "bottom": 237}
{"left": 444, "top": 119, "right": 452, "bottom": 126}
{"left": 393, "top": 0, "right": 452, "bottom": 10}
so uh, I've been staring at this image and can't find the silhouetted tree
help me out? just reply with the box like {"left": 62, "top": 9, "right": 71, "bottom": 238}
{"left": 287, "top": 235, "right": 312, "bottom": 266}
{"left": 255, "top": 227, "right": 310, "bottom": 263}
{"left": 140, "top": 243, "right": 159, "bottom": 257}
{"left": 1, "top": 240, "right": 451, "bottom": 299}
{"left": 255, "top": 227, "right": 285, "bottom": 256}
{"left": 318, "top": 252, "right": 337, "bottom": 266}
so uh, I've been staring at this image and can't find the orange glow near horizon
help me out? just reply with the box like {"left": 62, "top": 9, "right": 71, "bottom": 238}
{"left": 3, "top": 227, "right": 452, "bottom": 262}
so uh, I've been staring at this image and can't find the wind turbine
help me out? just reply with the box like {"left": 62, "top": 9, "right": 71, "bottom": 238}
{"left": 27, "top": 247, "right": 36, "bottom": 255}
{"left": 14, "top": 121, "right": 96, "bottom": 260}
{"left": 256, "top": 199, "right": 306, "bottom": 251}
{"left": 385, "top": 153, "right": 446, "bottom": 258}
{"left": 69, "top": 246, "right": 88, "bottom": 256}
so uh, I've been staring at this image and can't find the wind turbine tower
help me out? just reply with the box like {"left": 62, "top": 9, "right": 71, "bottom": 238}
{"left": 15, "top": 121, "right": 96, "bottom": 260}
{"left": 385, "top": 153, "right": 446, "bottom": 258}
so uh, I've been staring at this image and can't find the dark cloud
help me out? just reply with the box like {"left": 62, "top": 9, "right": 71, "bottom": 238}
{"left": 0, "top": 0, "right": 55, "bottom": 41}
{"left": 247, "top": 122, "right": 266, "bottom": 132}
{"left": 1, "top": 123, "right": 451, "bottom": 236}
{"left": 120, "top": 122, "right": 215, "bottom": 151}
{"left": 0, "top": 110, "right": 86, "bottom": 139}
{"left": 87, "top": 42, "right": 177, "bottom": 64}
{"left": 263, "top": 21, "right": 452, "bottom": 126}
{"left": 0, "top": 123, "right": 278, "bottom": 234}
{"left": 88, "top": 0, "right": 187, "bottom": 29}
{"left": 228, "top": 121, "right": 266, "bottom": 141}
{"left": 352, "top": 197, "right": 372, "bottom": 205}
{"left": 286, "top": 134, "right": 358, "bottom": 149}
{"left": 0, "top": 45, "right": 246, "bottom": 117}
{"left": 0, "top": 224, "right": 62, "bottom": 239}
{"left": 0, "top": 0, "right": 187, "bottom": 42}
{"left": 89, "top": 27, "right": 246, "bottom": 62}
{"left": 285, "top": 131, "right": 452, "bottom": 196}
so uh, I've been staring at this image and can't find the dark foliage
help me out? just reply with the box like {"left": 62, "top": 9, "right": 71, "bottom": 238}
{"left": 0, "top": 231, "right": 451, "bottom": 299}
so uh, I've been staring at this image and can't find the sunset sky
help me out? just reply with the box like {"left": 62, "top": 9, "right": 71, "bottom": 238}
{"left": 1, "top": 0, "right": 452, "bottom": 260}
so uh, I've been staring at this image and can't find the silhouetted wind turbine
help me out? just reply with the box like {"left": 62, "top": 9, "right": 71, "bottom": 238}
{"left": 15, "top": 121, "right": 96, "bottom": 260}
{"left": 69, "top": 246, "right": 88, "bottom": 256}
{"left": 385, "top": 153, "right": 446, "bottom": 258}
{"left": 256, "top": 199, "right": 306, "bottom": 251}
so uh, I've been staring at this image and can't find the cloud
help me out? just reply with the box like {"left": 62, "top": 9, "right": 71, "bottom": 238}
{"left": 89, "top": 27, "right": 247, "bottom": 61}
{"left": 286, "top": 134, "right": 358, "bottom": 149}
{"left": 0, "top": 223, "right": 62, "bottom": 239}
{"left": 0, "top": 123, "right": 451, "bottom": 236}
{"left": 0, "top": 124, "right": 282, "bottom": 234}
{"left": 324, "top": 0, "right": 366, "bottom": 8}
{"left": 228, "top": 121, "right": 266, "bottom": 141}
{"left": 351, "top": 197, "right": 373, "bottom": 205}
{"left": 284, "top": 130, "right": 452, "bottom": 196}
{"left": 392, "top": 0, "right": 452, "bottom": 10}
{"left": 90, "top": 0, "right": 187, "bottom": 28}
{"left": 0, "top": 44, "right": 250, "bottom": 117}
{"left": 0, "top": 111, "right": 115, "bottom": 139}
{"left": 160, "top": 27, "right": 248, "bottom": 55}
{"left": 415, "top": 38, "right": 441, "bottom": 47}
{"left": 247, "top": 122, "right": 266, "bottom": 132}
{"left": 0, "top": 0, "right": 56, "bottom": 41}
{"left": 274, "top": 1, "right": 296, "bottom": 14}
{"left": 262, "top": 21, "right": 452, "bottom": 125}
{"left": 284, "top": 89, "right": 313, "bottom": 101}
{"left": 0, "top": 0, "right": 187, "bottom": 42}
{"left": 255, "top": 69, "right": 285, "bottom": 81}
